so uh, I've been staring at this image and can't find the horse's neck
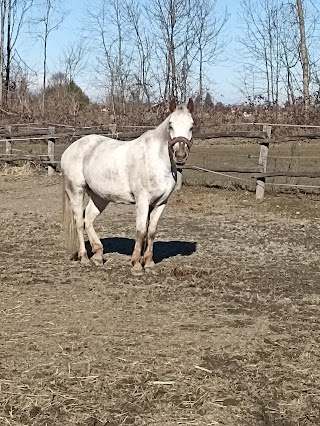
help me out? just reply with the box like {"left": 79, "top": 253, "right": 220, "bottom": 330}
{"left": 152, "top": 115, "right": 170, "bottom": 144}
{"left": 151, "top": 115, "right": 176, "bottom": 170}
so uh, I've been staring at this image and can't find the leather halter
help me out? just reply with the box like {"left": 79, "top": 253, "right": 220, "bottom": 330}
{"left": 168, "top": 136, "right": 193, "bottom": 151}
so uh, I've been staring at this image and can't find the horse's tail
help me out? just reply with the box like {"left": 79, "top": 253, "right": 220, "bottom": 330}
{"left": 62, "top": 175, "right": 78, "bottom": 255}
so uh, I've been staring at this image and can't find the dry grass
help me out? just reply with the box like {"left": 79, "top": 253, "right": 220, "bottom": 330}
{"left": 0, "top": 162, "right": 40, "bottom": 176}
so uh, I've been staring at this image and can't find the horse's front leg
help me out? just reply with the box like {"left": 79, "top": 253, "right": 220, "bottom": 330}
{"left": 131, "top": 199, "right": 149, "bottom": 275}
{"left": 143, "top": 204, "right": 166, "bottom": 269}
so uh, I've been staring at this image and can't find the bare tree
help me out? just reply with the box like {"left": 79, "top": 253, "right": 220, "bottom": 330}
{"left": 32, "top": 0, "right": 68, "bottom": 111}
{"left": 9, "top": 52, "right": 36, "bottom": 114}
{"left": 238, "top": 0, "right": 306, "bottom": 105}
{"left": 60, "top": 37, "right": 88, "bottom": 83}
{"left": 296, "top": 0, "right": 309, "bottom": 109}
{"left": 193, "top": 0, "right": 228, "bottom": 105}
{"left": 3, "top": 0, "right": 34, "bottom": 105}
{"left": 146, "top": 0, "right": 228, "bottom": 103}
{"left": 82, "top": 0, "right": 228, "bottom": 107}
{"left": 0, "top": 0, "right": 6, "bottom": 105}
{"left": 85, "top": 0, "right": 133, "bottom": 114}
{"left": 278, "top": 3, "right": 299, "bottom": 105}
{"left": 125, "top": 0, "right": 153, "bottom": 103}
{"left": 237, "top": 0, "right": 317, "bottom": 107}
{"left": 146, "top": 0, "right": 196, "bottom": 101}
{"left": 0, "top": 1, "right": 36, "bottom": 109}
{"left": 239, "top": 0, "right": 284, "bottom": 105}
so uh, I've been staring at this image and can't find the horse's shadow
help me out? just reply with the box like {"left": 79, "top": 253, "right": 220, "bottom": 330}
{"left": 85, "top": 237, "right": 196, "bottom": 263}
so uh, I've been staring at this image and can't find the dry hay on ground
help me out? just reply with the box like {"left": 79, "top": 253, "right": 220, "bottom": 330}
{"left": 0, "top": 174, "right": 320, "bottom": 426}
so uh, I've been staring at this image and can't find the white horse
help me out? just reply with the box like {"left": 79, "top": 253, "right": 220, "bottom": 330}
{"left": 61, "top": 98, "right": 194, "bottom": 274}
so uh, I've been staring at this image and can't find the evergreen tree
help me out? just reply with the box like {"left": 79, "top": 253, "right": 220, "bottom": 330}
{"left": 204, "top": 92, "right": 214, "bottom": 107}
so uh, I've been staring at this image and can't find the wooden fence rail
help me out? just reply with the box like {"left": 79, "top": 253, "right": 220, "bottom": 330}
{"left": 1, "top": 123, "right": 320, "bottom": 199}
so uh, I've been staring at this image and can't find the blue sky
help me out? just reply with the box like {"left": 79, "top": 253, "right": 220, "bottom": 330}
{"left": 208, "top": 0, "right": 241, "bottom": 104}
{"left": 21, "top": 0, "right": 243, "bottom": 103}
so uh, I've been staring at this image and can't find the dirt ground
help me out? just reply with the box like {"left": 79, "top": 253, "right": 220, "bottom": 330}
{"left": 0, "top": 171, "right": 320, "bottom": 426}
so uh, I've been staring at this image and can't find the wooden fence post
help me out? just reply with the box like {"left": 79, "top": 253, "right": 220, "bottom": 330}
{"left": 5, "top": 125, "right": 12, "bottom": 169}
{"left": 255, "top": 125, "right": 272, "bottom": 200}
{"left": 47, "top": 126, "right": 55, "bottom": 176}
{"left": 109, "top": 123, "right": 117, "bottom": 137}
{"left": 175, "top": 167, "right": 183, "bottom": 191}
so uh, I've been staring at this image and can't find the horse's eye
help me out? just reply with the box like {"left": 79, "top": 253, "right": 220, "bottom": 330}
{"left": 169, "top": 123, "right": 173, "bottom": 131}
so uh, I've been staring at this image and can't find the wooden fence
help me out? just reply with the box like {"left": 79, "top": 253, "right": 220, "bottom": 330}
{"left": 1, "top": 122, "right": 320, "bottom": 200}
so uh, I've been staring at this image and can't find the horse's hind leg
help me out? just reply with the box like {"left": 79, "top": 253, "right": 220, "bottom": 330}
{"left": 64, "top": 181, "right": 89, "bottom": 264}
{"left": 85, "top": 194, "right": 109, "bottom": 266}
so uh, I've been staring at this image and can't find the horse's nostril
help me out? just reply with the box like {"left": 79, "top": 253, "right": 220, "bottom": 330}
{"left": 175, "top": 153, "right": 187, "bottom": 164}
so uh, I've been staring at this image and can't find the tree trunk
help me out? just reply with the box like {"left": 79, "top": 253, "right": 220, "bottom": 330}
{"left": 296, "top": 0, "right": 309, "bottom": 110}
{"left": 5, "top": 0, "right": 11, "bottom": 105}
{"left": 198, "top": 46, "right": 203, "bottom": 106}
{"left": 43, "top": 29, "right": 48, "bottom": 112}
{"left": 0, "top": 0, "right": 6, "bottom": 107}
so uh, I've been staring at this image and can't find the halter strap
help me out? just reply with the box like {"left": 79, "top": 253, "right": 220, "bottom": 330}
{"left": 168, "top": 136, "right": 193, "bottom": 150}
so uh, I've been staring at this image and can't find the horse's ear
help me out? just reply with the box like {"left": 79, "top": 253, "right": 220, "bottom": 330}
{"left": 169, "top": 98, "right": 176, "bottom": 112}
{"left": 187, "top": 98, "right": 194, "bottom": 113}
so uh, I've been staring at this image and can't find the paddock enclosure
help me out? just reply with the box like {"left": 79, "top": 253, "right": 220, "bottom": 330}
{"left": 3, "top": 123, "right": 320, "bottom": 199}
{"left": 1, "top": 172, "right": 319, "bottom": 426}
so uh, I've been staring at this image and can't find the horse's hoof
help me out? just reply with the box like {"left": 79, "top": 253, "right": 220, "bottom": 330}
{"left": 70, "top": 252, "right": 79, "bottom": 261}
{"left": 80, "top": 256, "right": 91, "bottom": 266}
{"left": 144, "top": 260, "right": 155, "bottom": 269}
{"left": 144, "top": 261, "right": 157, "bottom": 274}
{"left": 91, "top": 256, "right": 104, "bottom": 266}
{"left": 131, "top": 264, "right": 144, "bottom": 276}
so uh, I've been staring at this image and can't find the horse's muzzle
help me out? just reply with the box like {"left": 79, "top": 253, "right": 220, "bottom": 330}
{"left": 173, "top": 152, "right": 189, "bottom": 166}
{"left": 168, "top": 136, "right": 192, "bottom": 165}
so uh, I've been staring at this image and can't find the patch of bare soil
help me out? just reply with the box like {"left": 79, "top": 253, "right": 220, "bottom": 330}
{"left": 0, "top": 174, "right": 320, "bottom": 426}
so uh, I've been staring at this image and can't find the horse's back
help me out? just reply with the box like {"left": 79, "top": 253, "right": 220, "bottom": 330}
{"left": 61, "top": 135, "right": 112, "bottom": 168}
{"left": 61, "top": 134, "right": 135, "bottom": 202}
{"left": 61, "top": 135, "right": 121, "bottom": 184}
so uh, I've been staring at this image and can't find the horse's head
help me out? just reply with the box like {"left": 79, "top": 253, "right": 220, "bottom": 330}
{"left": 168, "top": 98, "right": 194, "bottom": 165}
